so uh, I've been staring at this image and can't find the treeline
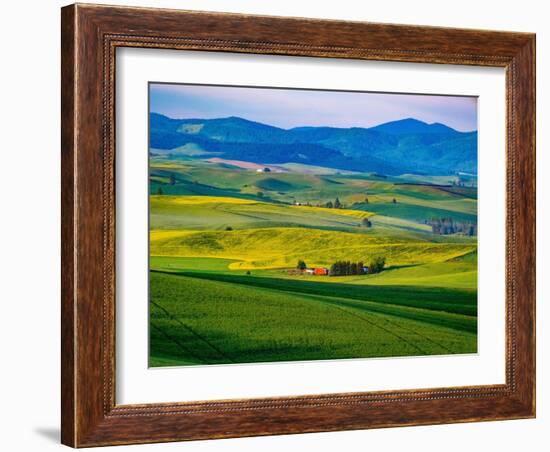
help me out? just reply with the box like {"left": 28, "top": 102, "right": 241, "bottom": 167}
{"left": 429, "top": 218, "right": 477, "bottom": 236}
{"left": 329, "top": 256, "right": 385, "bottom": 276}
{"left": 329, "top": 261, "right": 365, "bottom": 276}
{"left": 294, "top": 197, "right": 348, "bottom": 209}
{"left": 324, "top": 197, "right": 343, "bottom": 209}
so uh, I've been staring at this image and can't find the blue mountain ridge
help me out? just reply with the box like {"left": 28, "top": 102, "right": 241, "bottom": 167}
{"left": 149, "top": 113, "right": 477, "bottom": 176}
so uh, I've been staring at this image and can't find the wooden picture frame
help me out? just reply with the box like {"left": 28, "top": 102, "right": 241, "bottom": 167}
{"left": 61, "top": 3, "right": 535, "bottom": 447}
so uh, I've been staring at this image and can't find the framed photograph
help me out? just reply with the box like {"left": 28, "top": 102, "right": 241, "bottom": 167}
{"left": 61, "top": 3, "right": 536, "bottom": 447}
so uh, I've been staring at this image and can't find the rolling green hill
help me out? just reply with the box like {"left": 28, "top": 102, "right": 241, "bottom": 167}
{"left": 150, "top": 195, "right": 376, "bottom": 232}
{"left": 150, "top": 271, "right": 477, "bottom": 366}
{"left": 150, "top": 159, "right": 477, "bottom": 225}
{"left": 150, "top": 252, "right": 477, "bottom": 290}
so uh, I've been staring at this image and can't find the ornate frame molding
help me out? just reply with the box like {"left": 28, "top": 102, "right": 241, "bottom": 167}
{"left": 62, "top": 4, "right": 535, "bottom": 447}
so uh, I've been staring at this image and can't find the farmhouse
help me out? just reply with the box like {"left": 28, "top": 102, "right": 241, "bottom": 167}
{"left": 304, "top": 268, "right": 315, "bottom": 275}
{"left": 314, "top": 267, "right": 329, "bottom": 276}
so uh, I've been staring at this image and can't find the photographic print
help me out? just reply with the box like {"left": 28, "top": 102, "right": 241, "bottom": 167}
{"left": 148, "top": 83, "right": 478, "bottom": 367}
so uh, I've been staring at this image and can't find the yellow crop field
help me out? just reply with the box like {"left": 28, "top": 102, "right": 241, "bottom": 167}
{"left": 150, "top": 195, "right": 375, "bottom": 232}
{"left": 289, "top": 204, "right": 373, "bottom": 219}
{"left": 150, "top": 227, "right": 476, "bottom": 269}
{"left": 151, "top": 194, "right": 374, "bottom": 218}
{"left": 150, "top": 195, "right": 258, "bottom": 205}
{"left": 150, "top": 162, "right": 192, "bottom": 170}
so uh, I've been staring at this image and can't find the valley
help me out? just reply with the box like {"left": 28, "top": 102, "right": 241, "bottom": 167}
{"left": 148, "top": 139, "right": 478, "bottom": 366}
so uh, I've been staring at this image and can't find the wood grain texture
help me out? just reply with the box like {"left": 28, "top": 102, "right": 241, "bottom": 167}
{"left": 60, "top": 5, "right": 76, "bottom": 447}
{"left": 60, "top": 3, "right": 536, "bottom": 447}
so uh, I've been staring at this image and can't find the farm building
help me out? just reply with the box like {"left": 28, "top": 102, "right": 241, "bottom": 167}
{"left": 314, "top": 267, "right": 329, "bottom": 276}
{"left": 304, "top": 268, "right": 315, "bottom": 275}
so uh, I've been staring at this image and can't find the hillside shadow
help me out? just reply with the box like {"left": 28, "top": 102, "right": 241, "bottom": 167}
{"left": 382, "top": 264, "right": 419, "bottom": 272}
{"left": 153, "top": 269, "right": 477, "bottom": 317}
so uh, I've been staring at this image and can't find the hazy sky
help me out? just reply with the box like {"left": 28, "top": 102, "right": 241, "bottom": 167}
{"left": 150, "top": 83, "right": 477, "bottom": 132}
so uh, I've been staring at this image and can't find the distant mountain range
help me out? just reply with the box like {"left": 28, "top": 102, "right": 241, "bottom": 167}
{"left": 150, "top": 113, "right": 477, "bottom": 176}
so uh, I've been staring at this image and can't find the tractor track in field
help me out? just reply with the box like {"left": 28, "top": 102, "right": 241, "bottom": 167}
{"left": 174, "top": 271, "right": 457, "bottom": 355}
{"left": 296, "top": 293, "right": 454, "bottom": 355}
{"left": 340, "top": 301, "right": 453, "bottom": 354}
{"left": 151, "top": 300, "right": 236, "bottom": 364}
{"left": 373, "top": 313, "right": 454, "bottom": 354}
{"left": 150, "top": 323, "right": 208, "bottom": 365}
{"left": 310, "top": 298, "right": 430, "bottom": 355}
{"left": 295, "top": 292, "right": 457, "bottom": 354}
{"left": 151, "top": 271, "right": 470, "bottom": 361}
{"left": 219, "top": 205, "right": 367, "bottom": 229}
{"left": 213, "top": 205, "right": 266, "bottom": 221}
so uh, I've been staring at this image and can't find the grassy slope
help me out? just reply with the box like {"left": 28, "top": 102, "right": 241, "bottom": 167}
{"left": 150, "top": 271, "right": 476, "bottom": 367}
{"left": 156, "top": 270, "right": 477, "bottom": 318}
{"left": 355, "top": 202, "right": 477, "bottom": 223}
{"left": 150, "top": 253, "right": 477, "bottom": 290}
{"left": 150, "top": 195, "right": 375, "bottom": 231}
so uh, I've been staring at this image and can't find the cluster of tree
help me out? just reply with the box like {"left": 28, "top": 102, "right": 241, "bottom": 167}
{"left": 329, "top": 261, "right": 365, "bottom": 276}
{"left": 361, "top": 218, "right": 372, "bottom": 228}
{"left": 368, "top": 256, "right": 386, "bottom": 274}
{"left": 429, "top": 218, "right": 477, "bottom": 236}
{"left": 325, "top": 197, "right": 343, "bottom": 209}
{"left": 328, "top": 257, "right": 385, "bottom": 276}
{"left": 297, "top": 256, "right": 386, "bottom": 276}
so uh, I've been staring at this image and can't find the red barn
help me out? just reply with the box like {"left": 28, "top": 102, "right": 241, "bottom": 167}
{"left": 314, "top": 267, "right": 329, "bottom": 276}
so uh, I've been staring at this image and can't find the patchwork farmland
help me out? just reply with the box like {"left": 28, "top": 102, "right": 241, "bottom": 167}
{"left": 149, "top": 155, "right": 478, "bottom": 367}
